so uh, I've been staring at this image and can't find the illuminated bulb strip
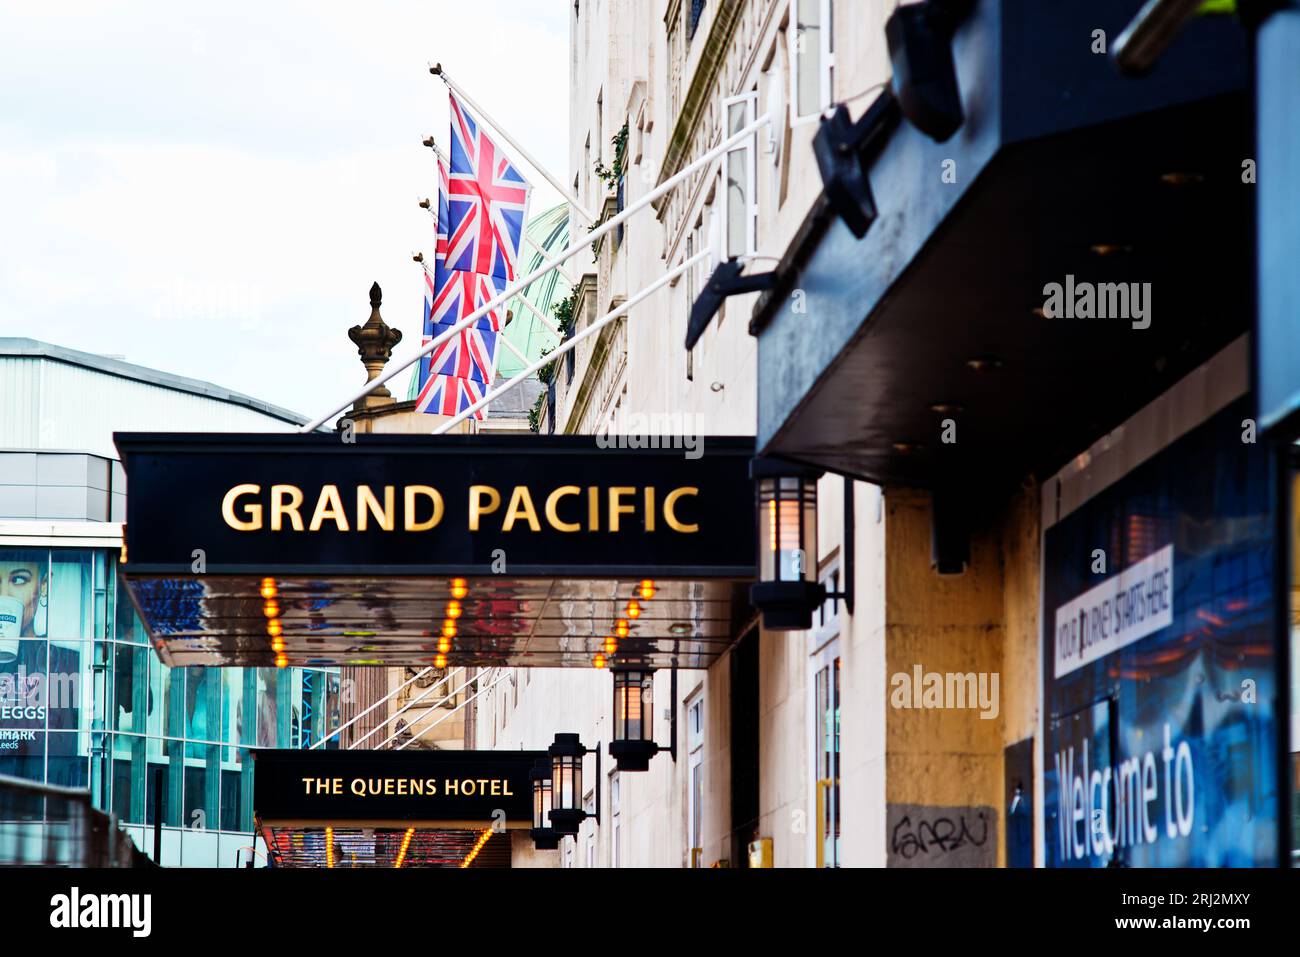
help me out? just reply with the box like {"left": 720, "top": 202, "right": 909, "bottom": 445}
{"left": 394, "top": 827, "right": 416, "bottom": 868}
{"left": 325, "top": 826, "right": 334, "bottom": 868}
{"left": 459, "top": 827, "right": 494, "bottom": 869}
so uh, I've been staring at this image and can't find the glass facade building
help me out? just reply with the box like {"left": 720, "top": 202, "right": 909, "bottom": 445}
{"left": 0, "top": 545, "right": 341, "bottom": 866}
{"left": 0, "top": 339, "right": 331, "bottom": 865}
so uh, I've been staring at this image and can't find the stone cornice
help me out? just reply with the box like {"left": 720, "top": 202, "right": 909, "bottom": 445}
{"left": 653, "top": 0, "right": 745, "bottom": 207}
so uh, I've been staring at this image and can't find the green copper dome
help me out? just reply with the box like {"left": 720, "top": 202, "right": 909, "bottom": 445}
{"left": 407, "top": 203, "right": 570, "bottom": 401}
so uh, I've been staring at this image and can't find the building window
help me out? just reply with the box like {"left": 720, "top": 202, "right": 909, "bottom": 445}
{"left": 583, "top": 133, "right": 591, "bottom": 208}
{"left": 790, "top": 0, "right": 835, "bottom": 124}
{"left": 609, "top": 770, "right": 621, "bottom": 867}
{"left": 687, "top": 0, "right": 706, "bottom": 41}
{"left": 667, "top": 2, "right": 685, "bottom": 121}
{"left": 686, "top": 692, "right": 705, "bottom": 866}
{"left": 812, "top": 649, "right": 841, "bottom": 867}
{"left": 808, "top": 560, "right": 841, "bottom": 868}
{"left": 722, "top": 92, "right": 757, "bottom": 259}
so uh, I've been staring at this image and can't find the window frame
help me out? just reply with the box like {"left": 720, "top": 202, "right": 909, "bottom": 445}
{"left": 721, "top": 90, "right": 758, "bottom": 260}
{"left": 789, "top": 0, "right": 835, "bottom": 126}
{"left": 806, "top": 558, "right": 842, "bottom": 867}
{"left": 686, "top": 691, "right": 705, "bottom": 866}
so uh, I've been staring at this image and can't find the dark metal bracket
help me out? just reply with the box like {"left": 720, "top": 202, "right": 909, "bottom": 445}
{"left": 685, "top": 259, "right": 777, "bottom": 351}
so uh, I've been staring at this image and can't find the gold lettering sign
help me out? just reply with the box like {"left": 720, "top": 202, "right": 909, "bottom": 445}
{"left": 220, "top": 484, "right": 702, "bottom": 535}
{"left": 300, "top": 776, "right": 516, "bottom": 798}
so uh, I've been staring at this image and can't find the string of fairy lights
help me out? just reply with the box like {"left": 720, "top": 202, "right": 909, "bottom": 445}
{"left": 262, "top": 577, "right": 287, "bottom": 668}
{"left": 459, "top": 827, "right": 494, "bottom": 868}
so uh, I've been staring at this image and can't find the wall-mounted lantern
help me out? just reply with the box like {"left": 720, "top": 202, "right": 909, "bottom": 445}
{"left": 547, "top": 733, "right": 600, "bottom": 836}
{"left": 751, "top": 458, "right": 826, "bottom": 629}
{"left": 529, "top": 759, "right": 560, "bottom": 851}
{"left": 608, "top": 666, "right": 678, "bottom": 772}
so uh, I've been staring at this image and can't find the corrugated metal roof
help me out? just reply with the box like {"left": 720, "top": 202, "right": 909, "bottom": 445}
{"left": 0, "top": 338, "right": 310, "bottom": 425}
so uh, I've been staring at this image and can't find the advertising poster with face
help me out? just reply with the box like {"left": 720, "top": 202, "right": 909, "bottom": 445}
{"left": 0, "top": 548, "right": 93, "bottom": 785}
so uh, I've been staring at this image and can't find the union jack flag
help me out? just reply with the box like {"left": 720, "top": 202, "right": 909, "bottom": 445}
{"left": 425, "top": 314, "right": 499, "bottom": 384}
{"left": 415, "top": 370, "right": 490, "bottom": 420}
{"left": 416, "top": 156, "right": 504, "bottom": 414}
{"left": 446, "top": 92, "right": 533, "bottom": 281}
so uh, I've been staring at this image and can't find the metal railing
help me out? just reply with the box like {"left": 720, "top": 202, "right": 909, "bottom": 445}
{"left": 0, "top": 773, "right": 153, "bottom": 867}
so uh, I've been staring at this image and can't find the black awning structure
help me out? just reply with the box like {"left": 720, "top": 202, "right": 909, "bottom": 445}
{"left": 750, "top": 0, "right": 1251, "bottom": 495}
{"left": 115, "top": 433, "right": 756, "bottom": 668}
{"left": 254, "top": 749, "right": 542, "bottom": 868}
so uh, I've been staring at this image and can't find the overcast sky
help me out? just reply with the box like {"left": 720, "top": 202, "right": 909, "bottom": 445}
{"left": 0, "top": 1, "right": 568, "bottom": 423}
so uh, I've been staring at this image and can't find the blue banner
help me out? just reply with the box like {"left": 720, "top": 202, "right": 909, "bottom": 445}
{"left": 1042, "top": 400, "right": 1278, "bottom": 867}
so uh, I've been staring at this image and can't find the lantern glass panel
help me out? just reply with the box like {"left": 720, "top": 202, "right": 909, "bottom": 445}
{"left": 615, "top": 670, "right": 652, "bottom": 742}
{"left": 532, "top": 777, "right": 552, "bottom": 829}
{"left": 759, "top": 476, "right": 818, "bottom": 583}
{"left": 552, "top": 753, "right": 581, "bottom": 810}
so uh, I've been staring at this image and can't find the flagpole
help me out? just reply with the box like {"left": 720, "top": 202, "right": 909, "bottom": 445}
{"left": 298, "top": 112, "right": 770, "bottom": 433}
{"left": 430, "top": 63, "right": 599, "bottom": 226}
{"left": 432, "top": 249, "right": 710, "bottom": 434}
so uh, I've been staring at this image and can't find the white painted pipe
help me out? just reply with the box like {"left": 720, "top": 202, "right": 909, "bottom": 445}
{"left": 396, "top": 669, "right": 513, "bottom": 750}
{"left": 432, "top": 248, "right": 709, "bottom": 433}
{"left": 374, "top": 665, "right": 488, "bottom": 748}
{"left": 312, "top": 665, "right": 435, "bottom": 749}
{"left": 348, "top": 667, "right": 457, "bottom": 749}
